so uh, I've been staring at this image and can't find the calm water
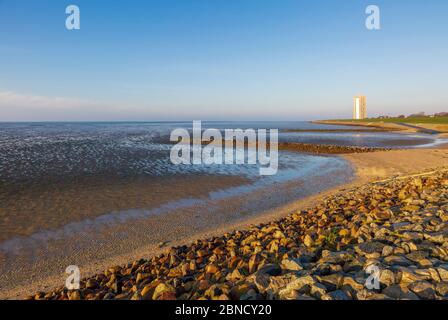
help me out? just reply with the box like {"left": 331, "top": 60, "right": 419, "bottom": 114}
{"left": 0, "top": 121, "right": 441, "bottom": 185}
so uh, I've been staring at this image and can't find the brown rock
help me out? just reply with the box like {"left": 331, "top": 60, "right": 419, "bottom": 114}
{"left": 152, "top": 283, "right": 176, "bottom": 300}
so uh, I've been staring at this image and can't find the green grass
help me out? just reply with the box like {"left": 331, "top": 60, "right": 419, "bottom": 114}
{"left": 336, "top": 116, "right": 448, "bottom": 125}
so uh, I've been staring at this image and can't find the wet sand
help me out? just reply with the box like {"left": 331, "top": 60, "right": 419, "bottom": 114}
{"left": 0, "top": 174, "right": 249, "bottom": 241}
{"left": 0, "top": 150, "right": 352, "bottom": 298}
{"left": 1, "top": 147, "right": 448, "bottom": 299}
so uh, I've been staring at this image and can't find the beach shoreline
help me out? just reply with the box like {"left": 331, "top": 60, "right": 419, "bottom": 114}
{"left": 2, "top": 145, "right": 448, "bottom": 299}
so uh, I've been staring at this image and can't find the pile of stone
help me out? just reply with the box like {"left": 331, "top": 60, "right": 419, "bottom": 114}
{"left": 30, "top": 169, "right": 448, "bottom": 300}
{"left": 278, "top": 142, "right": 390, "bottom": 154}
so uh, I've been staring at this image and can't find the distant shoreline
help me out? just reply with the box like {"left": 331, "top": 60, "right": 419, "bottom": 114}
{"left": 313, "top": 119, "right": 448, "bottom": 135}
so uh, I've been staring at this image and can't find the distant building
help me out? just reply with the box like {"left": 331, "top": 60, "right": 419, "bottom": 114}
{"left": 353, "top": 96, "right": 367, "bottom": 119}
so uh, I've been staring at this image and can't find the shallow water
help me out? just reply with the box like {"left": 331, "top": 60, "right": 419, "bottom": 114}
{"left": 0, "top": 121, "right": 442, "bottom": 247}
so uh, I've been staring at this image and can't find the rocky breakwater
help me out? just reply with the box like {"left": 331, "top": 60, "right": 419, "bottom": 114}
{"left": 30, "top": 169, "right": 448, "bottom": 300}
{"left": 278, "top": 142, "right": 390, "bottom": 154}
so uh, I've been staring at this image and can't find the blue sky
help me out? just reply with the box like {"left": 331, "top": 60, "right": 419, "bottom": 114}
{"left": 0, "top": 0, "right": 447, "bottom": 121}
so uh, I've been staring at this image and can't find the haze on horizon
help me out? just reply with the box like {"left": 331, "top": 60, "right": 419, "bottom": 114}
{"left": 0, "top": 0, "right": 447, "bottom": 122}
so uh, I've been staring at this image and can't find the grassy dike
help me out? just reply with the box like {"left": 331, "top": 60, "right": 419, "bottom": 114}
{"left": 314, "top": 117, "right": 448, "bottom": 134}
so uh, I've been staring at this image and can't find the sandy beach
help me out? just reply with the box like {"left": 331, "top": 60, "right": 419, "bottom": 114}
{"left": 2, "top": 143, "right": 448, "bottom": 299}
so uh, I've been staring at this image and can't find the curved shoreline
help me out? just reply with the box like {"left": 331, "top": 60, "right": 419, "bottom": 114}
{"left": 3, "top": 147, "right": 448, "bottom": 300}
{"left": 0, "top": 153, "right": 352, "bottom": 299}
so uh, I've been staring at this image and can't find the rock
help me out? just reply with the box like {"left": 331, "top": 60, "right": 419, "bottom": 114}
{"left": 270, "top": 274, "right": 315, "bottom": 295}
{"left": 205, "top": 264, "right": 219, "bottom": 274}
{"left": 136, "top": 272, "right": 150, "bottom": 284}
{"left": 381, "top": 246, "right": 394, "bottom": 257}
{"left": 68, "top": 291, "right": 81, "bottom": 300}
{"left": 397, "top": 267, "right": 427, "bottom": 284}
{"left": 384, "top": 255, "right": 412, "bottom": 267}
{"left": 205, "top": 284, "right": 231, "bottom": 300}
{"left": 373, "top": 210, "right": 392, "bottom": 220}
{"left": 85, "top": 279, "right": 98, "bottom": 289}
{"left": 273, "top": 230, "right": 286, "bottom": 239}
{"left": 278, "top": 288, "right": 303, "bottom": 300}
{"left": 240, "top": 289, "right": 258, "bottom": 300}
{"left": 356, "top": 242, "right": 385, "bottom": 255}
{"left": 427, "top": 268, "right": 442, "bottom": 282}
{"left": 230, "top": 284, "right": 251, "bottom": 300}
{"left": 310, "top": 283, "right": 327, "bottom": 299}
{"left": 250, "top": 272, "right": 271, "bottom": 294}
{"left": 318, "top": 273, "right": 343, "bottom": 291}
{"left": 248, "top": 254, "right": 260, "bottom": 274}
{"left": 402, "top": 205, "right": 420, "bottom": 212}
{"left": 406, "top": 251, "right": 428, "bottom": 263}
{"left": 382, "top": 285, "right": 419, "bottom": 300}
{"left": 416, "top": 259, "right": 433, "bottom": 268}
{"left": 321, "top": 290, "right": 351, "bottom": 300}
{"left": 103, "top": 293, "right": 115, "bottom": 300}
{"left": 257, "top": 263, "right": 282, "bottom": 276}
{"left": 226, "top": 268, "right": 244, "bottom": 282}
{"left": 341, "top": 277, "right": 364, "bottom": 295}
{"left": 379, "top": 269, "right": 396, "bottom": 287}
{"left": 319, "top": 250, "right": 353, "bottom": 264}
{"left": 402, "top": 242, "right": 418, "bottom": 253}
{"left": 435, "top": 282, "right": 448, "bottom": 297}
{"left": 342, "top": 258, "right": 364, "bottom": 273}
{"left": 392, "top": 222, "right": 411, "bottom": 230}
{"left": 408, "top": 281, "right": 436, "bottom": 300}
{"left": 141, "top": 282, "right": 158, "bottom": 300}
{"left": 303, "top": 234, "right": 313, "bottom": 247}
{"left": 198, "top": 280, "right": 211, "bottom": 291}
{"left": 152, "top": 283, "right": 176, "bottom": 300}
{"left": 158, "top": 292, "right": 177, "bottom": 300}
{"left": 281, "top": 259, "right": 303, "bottom": 271}
{"left": 437, "top": 266, "right": 448, "bottom": 281}
{"left": 440, "top": 211, "right": 448, "bottom": 222}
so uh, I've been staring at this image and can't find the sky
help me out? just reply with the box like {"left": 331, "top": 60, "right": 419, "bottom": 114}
{"left": 0, "top": 0, "right": 447, "bottom": 121}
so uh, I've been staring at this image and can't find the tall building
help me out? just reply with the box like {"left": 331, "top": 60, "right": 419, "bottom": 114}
{"left": 353, "top": 96, "right": 367, "bottom": 119}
